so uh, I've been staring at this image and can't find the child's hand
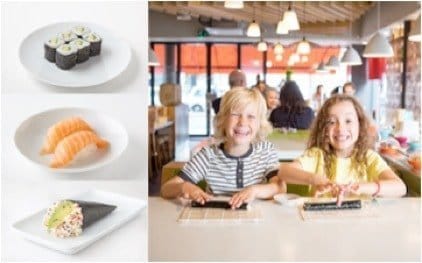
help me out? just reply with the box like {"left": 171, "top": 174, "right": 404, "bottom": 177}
{"left": 313, "top": 183, "right": 335, "bottom": 197}
{"left": 332, "top": 183, "right": 360, "bottom": 206}
{"left": 229, "top": 186, "right": 257, "bottom": 209}
{"left": 181, "top": 182, "right": 213, "bottom": 204}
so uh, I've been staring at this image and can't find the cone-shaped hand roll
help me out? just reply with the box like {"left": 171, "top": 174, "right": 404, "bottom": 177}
{"left": 43, "top": 200, "right": 116, "bottom": 238}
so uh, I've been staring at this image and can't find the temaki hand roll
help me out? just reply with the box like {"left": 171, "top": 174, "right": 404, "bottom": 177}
{"left": 44, "top": 37, "right": 64, "bottom": 63}
{"left": 43, "top": 199, "right": 116, "bottom": 238}
{"left": 83, "top": 32, "right": 102, "bottom": 56}
{"left": 70, "top": 39, "right": 91, "bottom": 63}
{"left": 72, "top": 25, "right": 91, "bottom": 38}
{"left": 59, "top": 31, "right": 78, "bottom": 44}
{"left": 55, "top": 44, "right": 77, "bottom": 70}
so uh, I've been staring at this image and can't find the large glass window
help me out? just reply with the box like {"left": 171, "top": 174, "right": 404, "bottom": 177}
{"left": 180, "top": 43, "right": 207, "bottom": 135}
{"left": 241, "top": 44, "right": 263, "bottom": 88}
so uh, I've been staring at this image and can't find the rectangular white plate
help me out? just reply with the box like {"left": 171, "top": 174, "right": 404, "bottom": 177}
{"left": 11, "top": 189, "right": 146, "bottom": 255}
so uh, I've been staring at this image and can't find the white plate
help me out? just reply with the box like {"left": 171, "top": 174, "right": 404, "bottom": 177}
{"left": 274, "top": 193, "right": 303, "bottom": 207}
{"left": 14, "top": 107, "right": 128, "bottom": 173}
{"left": 12, "top": 189, "right": 146, "bottom": 255}
{"left": 19, "top": 22, "right": 131, "bottom": 88}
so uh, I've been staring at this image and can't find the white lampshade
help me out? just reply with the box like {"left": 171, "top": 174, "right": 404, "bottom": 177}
{"left": 275, "top": 54, "right": 283, "bottom": 61}
{"left": 301, "top": 55, "right": 308, "bottom": 63}
{"left": 297, "top": 37, "right": 311, "bottom": 55}
{"left": 325, "top": 55, "right": 340, "bottom": 69}
{"left": 257, "top": 40, "right": 268, "bottom": 52}
{"left": 276, "top": 19, "right": 289, "bottom": 34}
{"left": 283, "top": 7, "right": 300, "bottom": 31}
{"left": 224, "top": 0, "right": 243, "bottom": 9}
{"left": 287, "top": 57, "right": 295, "bottom": 66}
{"left": 341, "top": 46, "right": 362, "bottom": 65}
{"left": 274, "top": 42, "right": 284, "bottom": 54}
{"left": 409, "top": 16, "right": 421, "bottom": 42}
{"left": 316, "top": 62, "right": 328, "bottom": 72}
{"left": 247, "top": 20, "right": 261, "bottom": 37}
{"left": 363, "top": 32, "right": 394, "bottom": 57}
{"left": 148, "top": 47, "right": 160, "bottom": 66}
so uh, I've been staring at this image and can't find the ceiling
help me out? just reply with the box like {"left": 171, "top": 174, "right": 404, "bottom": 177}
{"left": 149, "top": 1, "right": 375, "bottom": 36}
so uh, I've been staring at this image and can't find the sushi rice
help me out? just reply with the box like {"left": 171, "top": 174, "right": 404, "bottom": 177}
{"left": 43, "top": 200, "right": 83, "bottom": 238}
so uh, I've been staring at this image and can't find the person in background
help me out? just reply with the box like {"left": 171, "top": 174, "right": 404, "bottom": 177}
{"left": 311, "top": 84, "right": 326, "bottom": 112}
{"left": 254, "top": 80, "right": 267, "bottom": 95}
{"left": 263, "top": 87, "right": 280, "bottom": 118}
{"left": 161, "top": 87, "right": 286, "bottom": 209}
{"left": 277, "top": 95, "right": 406, "bottom": 205}
{"left": 330, "top": 86, "right": 341, "bottom": 96}
{"left": 343, "top": 82, "right": 356, "bottom": 96}
{"left": 269, "top": 81, "right": 315, "bottom": 129}
{"left": 212, "top": 69, "right": 246, "bottom": 114}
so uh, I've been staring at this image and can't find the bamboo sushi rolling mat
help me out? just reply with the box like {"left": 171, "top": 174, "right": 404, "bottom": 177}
{"left": 177, "top": 206, "right": 262, "bottom": 223}
{"left": 299, "top": 200, "right": 380, "bottom": 221}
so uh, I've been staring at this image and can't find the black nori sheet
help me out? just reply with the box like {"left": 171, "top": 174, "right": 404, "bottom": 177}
{"left": 303, "top": 199, "right": 362, "bottom": 211}
{"left": 55, "top": 52, "right": 77, "bottom": 70}
{"left": 191, "top": 200, "right": 248, "bottom": 210}
{"left": 76, "top": 45, "right": 90, "bottom": 63}
{"left": 44, "top": 44, "right": 56, "bottom": 62}
{"left": 89, "top": 40, "right": 102, "bottom": 56}
{"left": 69, "top": 200, "right": 116, "bottom": 229}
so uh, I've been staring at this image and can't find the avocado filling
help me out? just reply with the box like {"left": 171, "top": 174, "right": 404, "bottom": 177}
{"left": 43, "top": 200, "right": 83, "bottom": 238}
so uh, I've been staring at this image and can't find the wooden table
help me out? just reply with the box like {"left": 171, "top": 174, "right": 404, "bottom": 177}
{"left": 267, "top": 129, "right": 309, "bottom": 161}
{"left": 149, "top": 197, "right": 421, "bottom": 262}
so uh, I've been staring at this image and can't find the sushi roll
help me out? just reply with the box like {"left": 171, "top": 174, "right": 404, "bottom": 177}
{"left": 83, "top": 32, "right": 102, "bottom": 56}
{"left": 72, "top": 25, "right": 91, "bottom": 38}
{"left": 43, "top": 199, "right": 116, "bottom": 238}
{"left": 55, "top": 44, "right": 77, "bottom": 70}
{"left": 59, "top": 31, "right": 78, "bottom": 44}
{"left": 44, "top": 36, "right": 64, "bottom": 63}
{"left": 70, "top": 39, "right": 91, "bottom": 63}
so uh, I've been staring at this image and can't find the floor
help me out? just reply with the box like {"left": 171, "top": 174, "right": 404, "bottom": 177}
{"left": 148, "top": 137, "right": 207, "bottom": 196}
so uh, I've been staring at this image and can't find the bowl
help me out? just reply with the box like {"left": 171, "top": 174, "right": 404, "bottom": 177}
{"left": 394, "top": 136, "right": 408, "bottom": 147}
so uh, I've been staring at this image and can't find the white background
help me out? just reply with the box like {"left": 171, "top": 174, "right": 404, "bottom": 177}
{"left": 1, "top": 1, "right": 147, "bottom": 93}
{"left": 1, "top": 1, "right": 148, "bottom": 261}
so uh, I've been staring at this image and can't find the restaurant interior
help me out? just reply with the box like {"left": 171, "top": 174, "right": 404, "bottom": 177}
{"left": 147, "top": 1, "right": 421, "bottom": 197}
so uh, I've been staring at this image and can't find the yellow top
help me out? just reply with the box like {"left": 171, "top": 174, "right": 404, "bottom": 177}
{"left": 297, "top": 147, "right": 390, "bottom": 184}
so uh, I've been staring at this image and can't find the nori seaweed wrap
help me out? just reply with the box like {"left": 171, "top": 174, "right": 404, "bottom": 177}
{"left": 43, "top": 199, "right": 116, "bottom": 238}
{"left": 44, "top": 37, "right": 64, "bottom": 63}
{"left": 55, "top": 44, "right": 77, "bottom": 70}
{"left": 70, "top": 39, "right": 91, "bottom": 63}
{"left": 83, "top": 32, "right": 102, "bottom": 56}
{"left": 72, "top": 25, "right": 91, "bottom": 38}
{"left": 58, "top": 31, "right": 78, "bottom": 44}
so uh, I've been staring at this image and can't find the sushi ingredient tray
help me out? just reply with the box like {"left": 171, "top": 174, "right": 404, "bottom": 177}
{"left": 19, "top": 21, "right": 131, "bottom": 88}
{"left": 14, "top": 107, "right": 128, "bottom": 173}
{"left": 12, "top": 189, "right": 146, "bottom": 255}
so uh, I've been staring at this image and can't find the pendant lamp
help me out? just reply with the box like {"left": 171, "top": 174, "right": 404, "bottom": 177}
{"left": 247, "top": 20, "right": 261, "bottom": 37}
{"left": 341, "top": 46, "right": 362, "bottom": 65}
{"left": 224, "top": 0, "right": 244, "bottom": 9}
{"left": 325, "top": 55, "right": 340, "bottom": 69}
{"left": 257, "top": 38, "right": 268, "bottom": 52}
{"left": 276, "top": 19, "right": 289, "bottom": 34}
{"left": 297, "top": 37, "right": 311, "bottom": 55}
{"left": 274, "top": 42, "right": 284, "bottom": 55}
{"left": 363, "top": 2, "right": 394, "bottom": 57}
{"left": 283, "top": 3, "right": 300, "bottom": 31}
{"left": 409, "top": 16, "right": 421, "bottom": 42}
{"left": 316, "top": 61, "right": 328, "bottom": 72}
{"left": 275, "top": 54, "right": 283, "bottom": 61}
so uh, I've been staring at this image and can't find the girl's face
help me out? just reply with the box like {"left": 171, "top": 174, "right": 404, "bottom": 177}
{"left": 225, "top": 103, "right": 259, "bottom": 147}
{"left": 326, "top": 101, "right": 360, "bottom": 157}
{"left": 266, "top": 91, "right": 279, "bottom": 110}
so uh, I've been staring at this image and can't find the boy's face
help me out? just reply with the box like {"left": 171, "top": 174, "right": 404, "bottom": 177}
{"left": 326, "top": 101, "right": 359, "bottom": 157}
{"left": 225, "top": 103, "right": 259, "bottom": 147}
{"left": 343, "top": 85, "right": 355, "bottom": 95}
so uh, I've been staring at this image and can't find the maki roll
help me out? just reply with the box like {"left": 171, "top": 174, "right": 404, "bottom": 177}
{"left": 44, "top": 36, "right": 64, "bottom": 63}
{"left": 58, "top": 31, "right": 77, "bottom": 44}
{"left": 70, "top": 39, "right": 91, "bottom": 63}
{"left": 55, "top": 44, "right": 77, "bottom": 70}
{"left": 72, "top": 25, "right": 91, "bottom": 38}
{"left": 83, "top": 32, "right": 102, "bottom": 56}
{"left": 43, "top": 199, "right": 116, "bottom": 238}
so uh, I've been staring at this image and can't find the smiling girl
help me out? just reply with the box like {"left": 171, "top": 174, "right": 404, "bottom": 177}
{"left": 278, "top": 95, "right": 406, "bottom": 201}
{"left": 161, "top": 87, "right": 286, "bottom": 209}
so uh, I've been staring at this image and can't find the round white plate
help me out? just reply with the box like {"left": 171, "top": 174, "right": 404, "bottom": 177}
{"left": 274, "top": 193, "right": 303, "bottom": 207}
{"left": 19, "top": 22, "right": 131, "bottom": 88}
{"left": 14, "top": 108, "right": 128, "bottom": 173}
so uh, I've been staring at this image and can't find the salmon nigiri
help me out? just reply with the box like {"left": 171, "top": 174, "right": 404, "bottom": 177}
{"left": 40, "top": 117, "right": 93, "bottom": 155}
{"left": 50, "top": 130, "right": 108, "bottom": 168}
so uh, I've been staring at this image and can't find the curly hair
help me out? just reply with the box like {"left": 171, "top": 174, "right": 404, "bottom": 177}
{"left": 278, "top": 81, "right": 308, "bottom": 114}
{"left": 307, "top": 95, "right": 372, "bottom": 180}
{"left": 213, "top": 87, "right": 272, "bottom": 143}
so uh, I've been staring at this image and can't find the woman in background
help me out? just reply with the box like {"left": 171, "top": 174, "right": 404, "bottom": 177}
{"left": 269, "top": 81, "right": 315, "bottom": 129}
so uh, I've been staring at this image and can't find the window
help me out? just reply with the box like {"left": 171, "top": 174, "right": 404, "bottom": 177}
{"left": 240, "top": 44, "right": 263, "bottom": 87}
